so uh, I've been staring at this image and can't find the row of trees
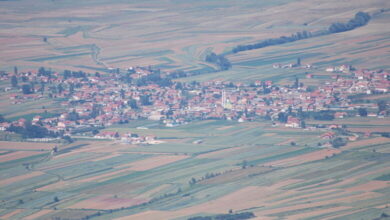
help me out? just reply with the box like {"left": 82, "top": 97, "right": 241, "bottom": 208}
{"left": 232, "top": 12, "right": 370, "bottom": 54}
{"left": 188, "top": 212, "right": 255, "bottom": 220}
{"left": 232, "top": 30, "right": 312, "bottom": 53}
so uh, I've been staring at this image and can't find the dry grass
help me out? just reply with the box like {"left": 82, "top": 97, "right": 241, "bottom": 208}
{"left": 263, "top": 148, "right": 341, "bottom": 167}
{"left": 24, "top": 210, "right": 54, "bottom": 220}
{"left": 0, "top": 141, "right": 54, "bottom": 151}
{"left": 68, "top": 194, "right": 147, "bottom": 210}
{"left": 0, "top": 151, "right": 44, "bottom": 162}
{"left": 343, "top": 137, "right": 390, "bottom": 150}
{"left": 0, "top": 171, "right": 44, "bottom": 186}
{"left": 125, "top": 155, "right": 189, "bottom": 171}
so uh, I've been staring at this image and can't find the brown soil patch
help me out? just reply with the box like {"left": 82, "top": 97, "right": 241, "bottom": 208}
{"left": 262, "top": 133, "right": 277, "bottom": 137}
{"left": 197, "top": 147, "right": 243, "bottom": 159}
{"left": 126, "top": 155, "right": 189, "bottom": 171}
{"left": 348, "top": 127, "right": 390, "bottom": 133}
{"left": 275, "top": 206, "right": 352, "bottom": 220}
{"left": 200, "top": 166, "right": 273, "bottom": 184}
{"left": 343, "top": 137, "right": 390, "bottom": 150}
{"left": 68, "top": 195, "right": 147, "bottom": 210}
{"left": 0, "top": 141, "right": 54, "bottom": 151}
{"left": 216, "top": 126, "right": 233, "bottom": 130}
{"left": 84, "top": 182, "right": 145, "bottom": 195}
{"left": 276, "top": 138, "right": 296, "bottom": 146}
{"left": 78, "top": 167, "right": 135, "bottom": 183}
{"left": 0, "top": 151, "right": 44, "bottom": 163}
{"left": 90, "top": 153, "right": 121, "bottom": 162}
{"left": 346, "top": 180, "right": 389, "bottom": 192}
{"left": 36, "top": 180, "right": 72, "bottom": 192}
{"left": 264, "top": 148, "right": 341, "bottom": 167}
{"left": 25, "top": 209, "right": 54, "bottom": 220}
{"left": 0, "top": 171, "right": 44, "bottom": 186}
{"left": 40, "top": 154, "right": 102, "bottom": 171}
{"left": 0, "top": 209, "right": 23, "bottom": 219}
{"left": 307, "top": 118, "right": 390, "bottom": 126}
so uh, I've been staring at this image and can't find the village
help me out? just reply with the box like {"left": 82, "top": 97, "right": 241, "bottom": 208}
{"left": 0, "top": 64, "right": 389, "bottom": 144}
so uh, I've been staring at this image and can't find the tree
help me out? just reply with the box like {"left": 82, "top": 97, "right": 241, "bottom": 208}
{"left": 63, "top": 135, "right": 73, "bottom": 143}
{"left": 63, "top": 70, "right": 71, "bottom": 79}
{"left": 54, "top": 196, "right": 59, "bottom": 202}
{"left": 38, "top": 67, "right": 45, "bottom": 76}
{"left": 300, "top": 120, "right": 306, "bottom": 128}
{"left": 278, "top": 112, "right": 288, "bottom": 123}
{"left": 293, "top": 77, "right": 299, "bottom": 88}
{"left": 331, "top": 137, "right": 347, "bottom": 148}
{"left": 189, "top": 177, "right": 196, "bottom": 186}
{"left": 57, "top": 84, "right": 64, "bottom": 94}
{"left": 21, "top": 84, "right": 33, "bottom": 94}
{"left": 140, "top": 95, "right": 152, "bottom": 106}
{"left": 358, "top": 108, "right": 368, "bottom": 117}
{"left": 128, "top": 99, "right": 138, "bottom": 109}
{"left": 378, "top": 100, "right": 387, "bottom": 113}
{"left": 241, "top": 160, "right": 248, "bottom": 169}
{"left": 69, "top": 83, "right": 75, "bottom": 94}
{"left": 14, "top": 66, "right": 18, "bottom": 75}
{"left": 205, "top": 52, "right": 232, "bottom": 71}
{"left": 11, "top": 75, "right": 18, "bottom": 88}
{"left": 40, "top": 81, "right": 45, "bottom": 95}
{"left": 67, "top": 110, "right": 79, "bottom": 121}
{"left": 0, "top": 114, "right": 4, "bottom": 123}
{"left": 120, "top": 89, "right": 125, "bottom": 99}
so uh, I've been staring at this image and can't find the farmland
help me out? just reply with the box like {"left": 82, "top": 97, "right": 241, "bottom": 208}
{"left": 0, "top": 0, "right": 390, "bottom": 219}
{"left": 0, "top": 119, "right": 389, "bottom": 219}
{"left": 0, "top": 0, "right": 389, "bottom": 82}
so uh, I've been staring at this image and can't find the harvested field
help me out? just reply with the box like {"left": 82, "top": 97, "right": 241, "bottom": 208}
{"left": 343, "top": 137, "right": 390, "bottom": 150}
{"left": 0, "top": 209, "right": 24, "bottom": 219}
{"left": 0, "top": 151, "right": 45, "bottom": 163}
{"left": 68, "top": 195, "right": 147, "bottom": 210}
{"left": 264, "top": 148, "right": 341, "bottom": 167}
{"left": 126, "top": 155, "right": 189, "bottom": 171}
{"left": 197, "top": 147, "right": 244, "bottom": 159}
{"left": 0, "top": 171, "right": 44, "bottom": 186}
{"left": 0, "top": 141, "right": 54, "bottom": 151}
{"left": 348, "top": 127, "right": 390, "bottom": 133}
{"left": 24, "top": 209, "right": 54, "bottom": 220}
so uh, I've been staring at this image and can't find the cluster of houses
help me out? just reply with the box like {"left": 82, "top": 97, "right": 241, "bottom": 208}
{"left": 94, "top": 131, "right": 162, "bottom": 144}
{"left": 0, "top": 65, "right": 389, "bottom": 141}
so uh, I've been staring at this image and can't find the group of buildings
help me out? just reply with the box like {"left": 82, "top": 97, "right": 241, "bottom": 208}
{"left": 0, "top": 64, "right": 388, "bottom": 141}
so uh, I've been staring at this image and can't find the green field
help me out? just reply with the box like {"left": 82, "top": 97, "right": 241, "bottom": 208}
{"left": 0, "top": 119, "right": 389, "bottom": 219}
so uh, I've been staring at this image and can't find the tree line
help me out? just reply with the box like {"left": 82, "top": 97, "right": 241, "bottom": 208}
{"left": 232, "top": 11, "right": 371, "bottom": 54}
{"left": 188, "top": 212, "right": 255, "bottom": 220}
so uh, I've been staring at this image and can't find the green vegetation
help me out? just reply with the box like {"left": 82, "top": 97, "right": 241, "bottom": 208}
{"left": 188, "top": 212, "right": 255, "bottom": 220}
